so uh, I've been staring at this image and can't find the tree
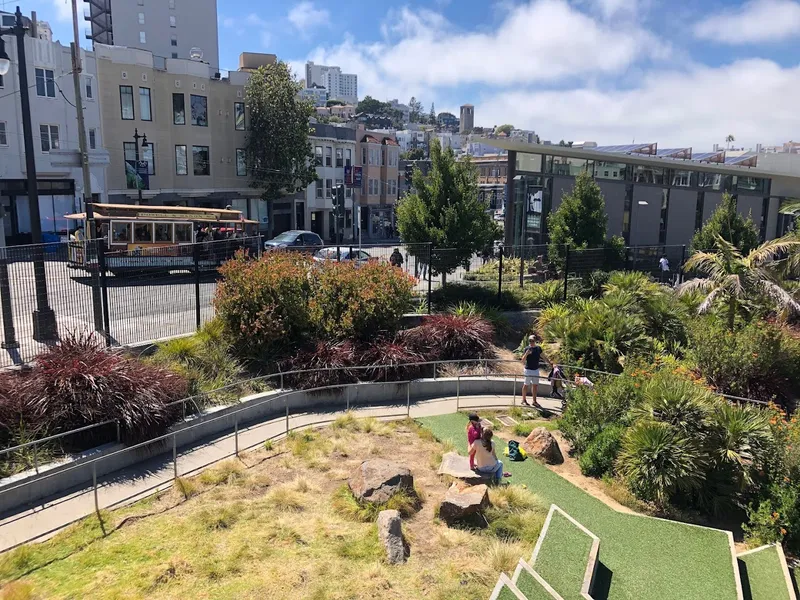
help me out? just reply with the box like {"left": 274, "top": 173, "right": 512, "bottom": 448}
{"left": 547, "top": 171, "right": 609, "bottom": 263}
{"left": 679, "top": 235, "right": 800, "bottom": 330}
{"left": 326, "top": 99, "right": 345, "bottom": 107}
{"left": 402, "top": 148, "right": 425, "bottom": 161}
{"left": 408, "top": 96, "right": 423, "bottom": 122}
{"left": 495, "top": 124, "right": 514, "bottom": 136}
{"left": 690, "top": 193, "right": 759, "bottom": 254}
{"left": 396, "top": 139, "right": 500, "bottom": 283}
{"left": 245, "top": 61, "right": 316, "bottom": 235}
{"left": 726, "top": 134, "right": 735, "bottom": 149}
{"left": 356, "top": 95, "right": 386, "bottom": 114}
{"left": 429, "top": 103, "right": 436, "bottom": 125}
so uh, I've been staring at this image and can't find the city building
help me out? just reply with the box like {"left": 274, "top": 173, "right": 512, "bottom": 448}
{"left": 300, "top": 83, "right": 327, "bottom": 107}
{"left": 297, "top": 123, "right": 357, "bottom": 242}
{"left": 0, "top": 12, "right": 109, "bottom": 245}
{"left": 357, "top": 128, "right": 400, "bottom": 239}
{"left": 486, "top": 139, "right": 800, "bottom": 248}
{"left": 305, "top": 61, "right": 358, "bottom": 104}
{"left": 35, "top": 20, "right": 52, "bottom": 42}
{"left": 464, "top": 141, "right": 504, "bottom": 157}
{"left": 395, "top": 130, "right": 426, "bottom": 153}
{"left": 435, "top": 132, "right": 463, "bottom": 152}
{"left": 84, "top": 0, "right": 220, "bottom": 69}
{"left": 314, "top": 104, "right": 356, "bottom": 120}
{"left": 459, "top": 104, "right": 474, "bottom": 133}
{"left": 94, "top": 44, "right": 273, "bottom": 228}
{"left": 470, "top": 154, "right": 507, "bottom": 211}
{"left": 437, "top": 111, "right": 458, "bottom": 131}
{"left": 387, "top": 99, "right": 410, "bottom": 124}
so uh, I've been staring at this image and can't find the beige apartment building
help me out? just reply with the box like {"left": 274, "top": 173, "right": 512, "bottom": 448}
{"left": 95, "top": 44, "right": 276, "bottom": 229}
{"left": 356, "top": 127, "right": 400, "bottom": 239}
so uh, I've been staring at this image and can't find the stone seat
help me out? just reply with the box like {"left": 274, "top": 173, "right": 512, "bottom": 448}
{"left": 437, "top": 451, "right": 493, "bottom": 484}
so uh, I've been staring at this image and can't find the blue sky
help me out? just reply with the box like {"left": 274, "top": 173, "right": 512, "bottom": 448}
{"left": 10, "top": 0, "right": 800, "bottom": 149}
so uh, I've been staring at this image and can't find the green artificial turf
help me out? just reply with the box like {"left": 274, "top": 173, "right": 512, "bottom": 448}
{"left": 515, "top": 565, "right": 562, "bottom": 600}
{"left": 419, "top": 413, "right": 739, "bottom": 600}
{"left": 532, "top": 511, "right": 594, "bottom": 600}
{"left": 738, "top": 546, "right": 792, "bottom": 600}
{"left": 496, "top": 583, "right": 523, "bottom": 600}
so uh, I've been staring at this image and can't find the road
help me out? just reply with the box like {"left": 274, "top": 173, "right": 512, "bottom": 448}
{"left": 0, "top": 244, "right": 473, "bottom": 366}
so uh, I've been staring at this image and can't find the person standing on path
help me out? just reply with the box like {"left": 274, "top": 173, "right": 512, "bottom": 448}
{"left": 521, "top": 334, "right": 550, "bottom": 408}
{"left": 659, "top": 255, "right": 670, "bottom": 284}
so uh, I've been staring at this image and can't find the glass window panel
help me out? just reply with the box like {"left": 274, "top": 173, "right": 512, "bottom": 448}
{"left": 192, "top": 145, "right": 210, "bottom": 175}
{"left": 120, "top": 86, "right": 135, "bottom": 120}
{"left": 88, "top": 128, "right": 96, "bottom": 149}
{"left": 134, "top": 222, "right": 153, "bottom": 243}
{"left": 112, "top": 222, "right": 132, "bottom": 244}
{"left": 175, "top": 223, "right": 192, "bottom": 243}
{"left": 175, "top": 145, "right": 188, "bottom": 174}
{"left": 39, "top": 196, "right": 55, "bottom": 233}
{"left": 190, "top": 95, "right": 207, "bottom": 126}
{"left": 336, "top": 148, "right": 343, "bottom": 167}
{"left": 234, "top": 102, "right": 245, "bottom": 130}
{"left": 633, "top": 165, "right": 665, "bottom": 185}
{"left": 124, "top": 141, "right": 137, "bottom": 162}
{"left": 671, "top": 170, "right": 693, "bottom": 187}
{"left": 0, "top": 122, "right": 6, "bottom": 146}
{"left": 139, "top": 88, "right": 152, "bottom": 121}
{"left": 35, "top": 68, "right": 45, "bottom": 97}
{"left": 142, "top": 143, "right": 154, "bottom": 174}
{"left": 236, "top": 149, "right": 246, "bottom": 176}
{"left": 593, "top": 161, "right": 627, "bottom": 180}
{"left": 45, "top": 70, "right": 55, "bottom": 98}
{"left": 154, "top": 223, "right": 172, "bottom": 242}
{"left": 173, "top": 94, "right": 185, "bottom": 125}
{"left": 315, "top": 146, "right": 323, "bottom": 166}
{"left": 39, "top": 124, "right": 50, "bottom": 152}
{"left": 53, "top": 195, "right": 72, "bottom": 233}
{"left": 325, "top": 147, "right": 332, "bottom": 167}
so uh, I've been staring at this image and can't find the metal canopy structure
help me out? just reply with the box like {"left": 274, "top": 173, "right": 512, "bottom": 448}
{"left": 594, "top": 143, "right": 657, "bottom": 155}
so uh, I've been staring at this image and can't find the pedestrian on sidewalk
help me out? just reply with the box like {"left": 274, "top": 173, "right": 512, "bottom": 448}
{"left": 521, "top": 334, "right": 551, "bottom": 408}
{"left": 390, "top": 248, "right": 404, "bottom": 268}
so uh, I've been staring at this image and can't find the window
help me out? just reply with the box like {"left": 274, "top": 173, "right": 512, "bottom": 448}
{"left": 192, "top": 145, "right": 210, "bottom": 175}
{"left": 39, "top": 125, "right": 59, "bottom": 152}
{"left": 336, "top": 179, "right": 343, "bottom": 198}
{"left": 234, "top": 102, "right": 245, "bottom": 130}
{"left": 326, "top": 179, "right": 332, "bottom": 198}
{"left": 315, "top": 146, "right": 323, "bottom": 166}
{"left": 659, "top": 189, "right": 670, "bottom": 245}
{"left": 134, "top": 222, "right": 153, "bottom": 244}
{"left": 169, "top": 0, "right": 176, "bottom": 8}
{"left": 695, "top": 192, "right": 705, "bottom": 232}
{"left": 139, "top": 88, "right": 152, "bottom": 121}
{"left": 171, "top": 35, "right": 177, "bottom": 47}
{"left": 139, "top": 31, "right": 146, "bottom": 44}
{"left": 336, "top": 148, "right": 343, "bottom": 168}
{"left": 170, "top": 15, "right": 176, "bottom": 27}
{"left": 190, "top": 95, "right": 207, "bottom": 126}
{"left": 172, "top": 93, "right": 185, "bottom": 124}
{"left": 142, "top": 143, "right": 155, "bottom": 175}
{"left": 175, "top": 223, "right": 192, "bottom": 243}
{"left": 381, "top": 149, "right": 385, "bottom": 166}
{"left": 88, "top": 128, "right": 96, "bottom": 150}
{"left": 325, "top": 147, "right": 332, "bottom": 167}
{"left": 622, "top": 184, "right": 633, "bottom": 244}
{"left": 316, "top": 179, "right": 323, "bottom": 198}
{"left": 0, "top": 73, "right": 4, "bottom": 88}
{"left": 154, "top": 223, "right": 172, "bottom": 243}
{"left": 175, "top": 145, "right": 188, "bottom": 175}
{"left": 362, "top": 147, "right": 367, "bottom": 165}
{"left": 35, "top": 68, "right": 55, "bottom": 98}
{"left": 120, "top": 85, "right": 135, "bottom": 120}
{"left": 138, "top": 12, "right": 145, "bottom": 25}
{"left": 0, "top": 122, "right": 6, "bottom": 146}
{"left": 112, "top": 222, "right": 132, "bottom": 244}
{"left": 345, "top": 149, "right": 351, "bottom": 167}
{"left": 172, "top": 52, "right": 178, "bottom": 59}
{"left": 137, "top": 0, "right": 143, "bottom": 5}
{"left": 236, "top": 149, "right": 246, "bottom": 176}
{"left": 85, "top": 78, "right": 93, "bottom": 100}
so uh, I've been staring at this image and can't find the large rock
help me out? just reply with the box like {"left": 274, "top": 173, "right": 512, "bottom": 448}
{"left": 348, "top": 459, "right": 414, "bottom": 504}
{"left": 437, "top": 452, "right": 492, "bottom": 484}
{"left": 377, "top": 510, "right": 409, "bottom": 564}
{"left": 522, "top": 427, "right": 563, "bottom": 464}
{"left": 439, "top": 482, "right": 490, "bottom": 522}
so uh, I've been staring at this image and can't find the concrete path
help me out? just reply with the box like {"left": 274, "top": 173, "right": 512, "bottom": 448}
{"left": 0, "top": 393, "right": 562, "bottom": 553}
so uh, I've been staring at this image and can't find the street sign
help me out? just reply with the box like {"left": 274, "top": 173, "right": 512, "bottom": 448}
{"left": 345, "top": 165, "right": 362, "bottom": 188}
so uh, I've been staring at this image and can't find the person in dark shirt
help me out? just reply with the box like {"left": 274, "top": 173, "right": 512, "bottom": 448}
{"left": 521, "top": 334, "right": 550, "bottom": 408}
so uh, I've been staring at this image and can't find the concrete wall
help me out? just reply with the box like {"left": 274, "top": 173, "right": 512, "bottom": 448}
{"left": 766, "top": 196, "right": 780, "bottom": 240}
{"left": 596, "top": 180, "right": 626, "bottom": 237}
{"left": 629, "top": 186, "right": 663, "bottom": 246}
{"left": 737, "top": 194, "right": 763, "bottom": 225}
{"left": 665, "top": 189, "right": 698, "bottom": 247}
{"left": 703, "top": 191, "right": 724, "bottom": 223}
{"left": 550, "top": 175, "right": 574, "bottom": 213}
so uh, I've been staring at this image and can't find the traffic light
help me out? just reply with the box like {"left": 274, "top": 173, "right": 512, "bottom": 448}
{"left": 333, "top": 184, "right": 345, "bottom": 210}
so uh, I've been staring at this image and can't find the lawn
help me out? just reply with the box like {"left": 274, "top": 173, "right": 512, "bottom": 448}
{"left": 514, "top": 566, "right": 559, "bottom": 600}
{"left": 531, "top": 510, "right": 594, "bottom": 600}
{"left": 419, "top": 413, "right": 740, "bottom": 600}
{"left": 738, "top": 545, "right": 792, "bottom": 600}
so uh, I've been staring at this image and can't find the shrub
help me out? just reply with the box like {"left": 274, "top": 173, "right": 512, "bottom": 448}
{"left": 513, "top": 422, "right": 533, "bottom": 437}
{"left": 632, "top": 376, "right": 714, "bottom": 436}
{"left": 430, "top": 282, "right": 522, "bottom": 311}
{"left": 18, "top": 333, "right": 187, "bottom": 443}
{"left": 519, "top": 280, "right": 563, "bottom": 308}
{"left": 449, "top": 301, "right": 511, "bottom": 337}
{"left": 282, "top": 341, "right": 358, "bottom": 389}
{"left": 215, "top": 251, "right": 313, "bottom": 359}
{"left": 400, "top": 314, "right": 495, "bottom": 361}
{"left": 309, "top": 260, "right": 415, "bottom": 341}
{"left": 579, "top": 425, "right": 624, "bottom": 477}
{"left": 359, "top": 340, "right": 424, "bottom": 382}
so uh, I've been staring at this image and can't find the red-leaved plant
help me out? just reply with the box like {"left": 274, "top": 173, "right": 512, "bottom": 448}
{"left": 400, "top": 314, "right": 495, "bottom": 361}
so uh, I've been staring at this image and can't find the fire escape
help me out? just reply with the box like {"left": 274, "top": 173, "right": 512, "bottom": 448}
{"left": 83, "top": 0, "right": 112, "bottom": 45}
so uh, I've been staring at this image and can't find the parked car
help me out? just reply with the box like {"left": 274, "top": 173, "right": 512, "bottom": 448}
{"left": 313, "top": 247, "right": 373, "bottom": 265}
{"left": 264, "top": 230, "right": 323, "bottom": 251}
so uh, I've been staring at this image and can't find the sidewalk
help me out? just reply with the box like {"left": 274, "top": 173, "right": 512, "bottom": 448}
{"left": 0, "top": 393, "right": 561, "bottom": 552}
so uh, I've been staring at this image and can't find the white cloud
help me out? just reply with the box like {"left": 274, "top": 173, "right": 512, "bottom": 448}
{"left": 221, "top": 17, "right": 236, "bottom": 29}
{"left": 288, "top": 1, "right": 330, "bottom": 32}
{"left": 694, "top": 0, "right": 800, "bottom": 44}
{"left": 50, "top": 0, "right": 73, "bottom": 23}
{"left": 591, "top": 0, "right": 640, "bottom": 19}
{"left": 476, "top": 59, "right": 800, "bottom": 148}
{"left": 245, "top": 13, "right": 268, "bottom": 27}
{"left": 242, "top": 13, "right": 272, "bottom": 49}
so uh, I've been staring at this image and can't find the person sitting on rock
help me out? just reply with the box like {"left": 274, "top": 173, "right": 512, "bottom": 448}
{"left": 469, "top": 429, "right": 505, "bottom": 484}
{"left": 466, "top": 412, "right": 483, "bottom": 451}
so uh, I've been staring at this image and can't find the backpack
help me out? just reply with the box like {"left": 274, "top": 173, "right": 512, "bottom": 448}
{"left": 506, "top": 439, "right": 527, "bottom": 462}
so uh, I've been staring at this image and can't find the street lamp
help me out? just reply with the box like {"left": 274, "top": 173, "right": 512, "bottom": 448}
{"left": 0, "top": 7, "right": 57, "bottom": 342}
{"left": 133, "top": 128, "right": 148, "bottom": 204}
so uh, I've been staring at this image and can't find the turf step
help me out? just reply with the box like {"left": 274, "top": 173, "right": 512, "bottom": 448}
{"left": 737, "top": 544, "right": 797, "bottom": 600}
{"left": 529, "top": 505, "right": 600, "bottom": 600}
{"left": 489, "top": 573, "right": 528, "bottom": 600}
{"left": 511, "top": 558, "right": 566, "bottom": 599}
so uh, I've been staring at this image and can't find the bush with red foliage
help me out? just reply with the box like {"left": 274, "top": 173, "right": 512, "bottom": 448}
{"left": 282, "top": 340, "right": 359, "bottom": 390}
{"left": 359, "top": 340, "right": 425, "bottom": 382}
{"left": 0, "top": 371, "right": 30, "bottom": 447}
{"left": 17, "top": 334, "right": 188, "bottom": 442}
{"left": 400, "top": 314, "right": 495, "bottom": 361}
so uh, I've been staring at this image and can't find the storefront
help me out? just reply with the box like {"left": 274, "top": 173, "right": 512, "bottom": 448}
{"left": 0, "top": 179, "right": 82, "bottom": 245}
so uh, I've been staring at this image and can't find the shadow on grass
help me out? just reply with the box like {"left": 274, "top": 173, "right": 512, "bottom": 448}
{"left": 738, "top": 559, "right": 753, "bottom": 600}
{"left": 790, "top": 567, "right": 799, "bottom": 599}
{"left": 592, "top": 561, "right": 613, "bottom": 600}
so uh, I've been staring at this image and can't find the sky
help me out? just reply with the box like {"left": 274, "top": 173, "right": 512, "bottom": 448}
{"left": 8, "top": 0, "right": 800, "bottom": 150}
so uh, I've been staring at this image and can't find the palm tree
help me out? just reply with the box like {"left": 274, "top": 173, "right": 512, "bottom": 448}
{"left": 725, "top": 134, "right": 735, "bottom": 150}
{"left": 678, "top": 235, "right": 800, "bottom": 329}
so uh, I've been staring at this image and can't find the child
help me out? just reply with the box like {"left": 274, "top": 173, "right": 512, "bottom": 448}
{"left": 466, "top": 413, "right": 483, "bottom": 451}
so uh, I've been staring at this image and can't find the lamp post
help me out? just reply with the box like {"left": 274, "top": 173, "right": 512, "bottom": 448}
{"left": 132, "top": 128, "right": 148, "bottom": 204}
{"left": 0, "top": 7, "right": 57, "bottom": 341}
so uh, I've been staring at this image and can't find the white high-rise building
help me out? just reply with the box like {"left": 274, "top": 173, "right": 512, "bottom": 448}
{"left": 305, "top": 61, "right": 358, "bottom": 104}
{"left": 84, "top": 0, "right": 220, "bottom": 70}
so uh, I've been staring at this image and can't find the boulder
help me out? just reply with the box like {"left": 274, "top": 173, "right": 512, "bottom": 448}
{"left": 437, "top": 452, "right": 492, "bottom": 484}
{"left": 377, "top": 510, "right": 409, "bottom": 564}
{"left": 439, "top": 482, "right": 490, "bottom": 522}
{"left": 348, "top": 459, "right": 414, "bottom": 504}
{"left": 522, "top": 427, "right": 563, "bottom": 464}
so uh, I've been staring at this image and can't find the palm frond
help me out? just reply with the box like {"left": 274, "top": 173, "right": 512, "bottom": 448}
{"left": 698, "top": 286, "right": 724, "bottom": 314}
{"left": 747, "top": 235, "right": 800, "bottom": 267}
{"left": 676, "top": 278, "right": 714, "bottom": 295}
{"left": 758, "top": 280, "right": 800, "bottom": 313}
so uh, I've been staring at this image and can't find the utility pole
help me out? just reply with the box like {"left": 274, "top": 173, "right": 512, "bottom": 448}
{"left": 71, "top": 0, "right": 103, "bottom": 334}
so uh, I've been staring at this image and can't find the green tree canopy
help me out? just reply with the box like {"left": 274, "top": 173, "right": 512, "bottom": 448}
{"left": 547, "top": 171, "right": 609, "bottom": 261}
{"left": 356, "top": 95, "right": 388, "bottom": 114}
{"left": 690, "top": 193, "right": 759, "bottom": 254}
{"left": 245, "top": 61, "right": 316, "bottom": 226}
{"left": 396, "top": 139, "right": 500, "bottom": 281}
{"left": 495, "top": 124, "right": 514, "bottom": 135}
{"left": 402, "top": 148, "right": 425, "bottom": 161}
{"left": 429, "top": 103, "right": 436, "bottom": 124}
{"left": 408, "top": 96, "right": 423, "bottom": 122}
{"left": 326, "top": 99, "right": 345, "bottom": 107}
